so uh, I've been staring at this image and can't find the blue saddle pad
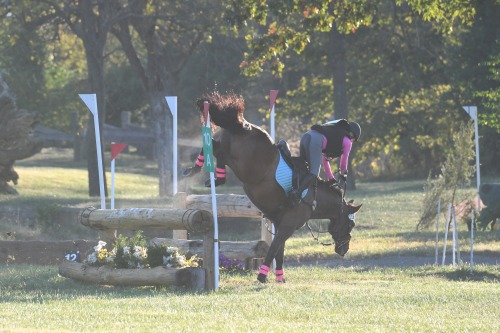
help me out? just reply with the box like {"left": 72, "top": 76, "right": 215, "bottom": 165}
{"left": 275, "top": 153, "right": 308, "bottom": 198}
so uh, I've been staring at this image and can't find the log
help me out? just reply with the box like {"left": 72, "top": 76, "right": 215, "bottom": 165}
{"left": 59, "top": 260, "right": 205, "bottom": 289}
{"left": 79, "top": 207, "right": 213, "bottom": 233}
{"left": 185, "top": 194, "right": 262, "bottom": 218}
{"left": 150, "top": 238, "right": 269, "bottom": 261}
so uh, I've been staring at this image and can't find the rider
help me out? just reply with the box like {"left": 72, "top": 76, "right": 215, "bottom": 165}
{"left": 182, "top": 147, "right": 226, "bottom": 187}
{"left": 290, "top": 119, "right": 361, "bottom": 200}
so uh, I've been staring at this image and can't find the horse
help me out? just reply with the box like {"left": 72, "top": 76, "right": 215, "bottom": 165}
{"left": 197, "top": 91, "right": 361, "bottom": 283}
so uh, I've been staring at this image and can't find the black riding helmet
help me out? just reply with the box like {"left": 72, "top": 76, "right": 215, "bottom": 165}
{"left": 349, "top": 122, "right": 361, "bottom": 141}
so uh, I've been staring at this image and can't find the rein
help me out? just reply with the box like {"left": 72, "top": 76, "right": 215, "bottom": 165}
{"left": 309, "top": 180, "right": 346, "bottom": 247}
{"left": 306, "top": 221, "right": 333, "bottom": 246}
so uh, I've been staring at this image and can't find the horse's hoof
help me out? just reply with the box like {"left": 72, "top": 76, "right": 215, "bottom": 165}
{"left": 204, "top": 178, "right": 226, "bottom": 187}
{"left": 183, "top": 166, "right": 201, "bottom": 177}
{"left": 257, "top": 273, "right": 268, "bottom": 283}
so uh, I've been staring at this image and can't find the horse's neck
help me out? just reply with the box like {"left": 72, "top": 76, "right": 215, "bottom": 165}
{"left": 223, "top": 127, "right": 277, "bottom": 183}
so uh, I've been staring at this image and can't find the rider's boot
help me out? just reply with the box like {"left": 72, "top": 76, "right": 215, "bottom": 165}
{"left": 289, "top": 173, "right": 316, "bottom": 205}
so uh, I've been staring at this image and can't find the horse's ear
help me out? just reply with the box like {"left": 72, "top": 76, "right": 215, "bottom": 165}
{"left": 350, "top": 204, "right": 362, "bottom": 213}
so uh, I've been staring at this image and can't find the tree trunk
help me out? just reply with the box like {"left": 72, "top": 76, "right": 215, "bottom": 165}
{"left": 149, "top": 92, "right": 173, "bottom": 197}
{"left": 84, "top": 50, "right": 108, "bottom": 198}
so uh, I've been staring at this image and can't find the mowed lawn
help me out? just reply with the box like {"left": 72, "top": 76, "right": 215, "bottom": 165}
{"left": 0, "top": 148, "right": 498, "bottom": 332}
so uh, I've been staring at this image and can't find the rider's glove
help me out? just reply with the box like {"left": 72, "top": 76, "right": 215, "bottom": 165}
{"left": 339, "top": 172, "right": 347, "bottom": 182}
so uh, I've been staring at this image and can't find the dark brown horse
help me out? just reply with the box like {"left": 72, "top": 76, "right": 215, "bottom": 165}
{"left": 197, "top": 92, "right": 361, "bottom": 283}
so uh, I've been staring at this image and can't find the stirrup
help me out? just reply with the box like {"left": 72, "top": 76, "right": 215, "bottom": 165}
{"left": 204, "top": 177, "right": 226, "bottom": 187}
{"left": 183, "top": 165, "right": 201, "bottom": 177}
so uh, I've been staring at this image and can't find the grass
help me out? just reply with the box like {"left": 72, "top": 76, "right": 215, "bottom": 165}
{"left": 0, "top": 148, "right": 499, "bottom": 332}
{"left": 0, "top": 264, "right": 498, "bottom": 332}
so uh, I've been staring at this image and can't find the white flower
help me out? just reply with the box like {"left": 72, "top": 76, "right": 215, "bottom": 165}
{"left": 123, "top": 246, "right": 130, "bottom": 255}
{"left": 93, "top": 240, "right": 107, "bottom": 252}
{"left": 87, "top": 253, "right": 97, "bottom": 263}
{"left": 176, "top": 256, "right": 186, "bottom": 267}
{"left": 166, "top": 246, "right": 178, "bottom": 254}
{"left": 132, "top": 246, "right": 147, "bottom": 259}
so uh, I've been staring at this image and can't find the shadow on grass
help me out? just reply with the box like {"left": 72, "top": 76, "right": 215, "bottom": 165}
{"left": 0, "top": 264, "right": 213, "bottom": 303}
{"left": 332, "top": 264, "right": 500, "bottom": 283}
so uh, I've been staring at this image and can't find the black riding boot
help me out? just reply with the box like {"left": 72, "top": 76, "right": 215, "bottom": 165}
{"left": 289, "top": 173, "right": 316, "bottom": 205}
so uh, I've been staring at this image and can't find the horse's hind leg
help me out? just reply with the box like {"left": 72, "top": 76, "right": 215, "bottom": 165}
{"left": 257, "top": 225, "right": 295, "bottom": 283}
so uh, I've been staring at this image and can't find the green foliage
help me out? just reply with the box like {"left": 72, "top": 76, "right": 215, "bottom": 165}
{"left": 475, "top": 51, "right": 500, "bottom": 132}
{"left": 112, "top": 231, "right": 148, "bottom": 269}
{"left": 418, "top": 122, "right": 476, "bottom": 229}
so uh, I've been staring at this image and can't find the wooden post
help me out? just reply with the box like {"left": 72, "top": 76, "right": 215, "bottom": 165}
{"left": 173, "top": 192, "right": 188, "bottom": 239}
{"left": 203, "top": 225, "right": 215, "bottom": 290}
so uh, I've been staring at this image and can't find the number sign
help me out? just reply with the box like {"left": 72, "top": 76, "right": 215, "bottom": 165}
{"left": 202, "top": 126, "right": 215, "bottom": 172}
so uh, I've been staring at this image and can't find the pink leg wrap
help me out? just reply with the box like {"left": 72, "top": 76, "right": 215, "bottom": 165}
{"left": 195, "top": 154, "right": 204, "bottom": 167}
{"left": 216, "top": 167, "right": 226, "bottom": 179}
{"left": 258, "top": 264, "right": 270, "bottom": 276}
{"left": 275, "top": 269, "right": 284, "bottom": 282}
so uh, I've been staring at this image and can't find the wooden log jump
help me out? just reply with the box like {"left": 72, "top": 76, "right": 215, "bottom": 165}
{"left": 79, "top": 207, "right": 213, "bottom": 233}
{"left": 150, "top": 238, "right": 269, "bottom": 261}
{"left": 59, "top": 260, "right": 204, "bottom": 289}
{"left": 59, "top": 206, "right": 216, "bottom": 290}
{"left": 184, "top": 194, "right": 262, "bottom": 218}
{"left": 173, "top": 192, "right": 272, "bottom": 246}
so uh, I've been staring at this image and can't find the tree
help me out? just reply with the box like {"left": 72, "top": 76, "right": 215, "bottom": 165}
{"left": 225, "top": 0, "right": 475, "bottom": 185}
{"left": 111, "top": 0, "right": 223, "bottom": 196}
{"left": 0, "top": 74, "right": 41, "bottom": 194}
{"left": 42, "top": 0, "right": 139, "bottom": 197}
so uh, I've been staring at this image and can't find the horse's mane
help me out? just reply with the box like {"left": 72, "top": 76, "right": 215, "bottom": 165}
{"left": 197, "top": 91, "right": 251, "bottom": 132}
{"left": 317, "top": 178, "right": 344, "bottom": 196}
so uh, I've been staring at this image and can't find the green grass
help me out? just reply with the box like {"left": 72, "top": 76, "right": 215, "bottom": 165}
{"left": 0, "top": 264, "right": 498, "bottom": 332}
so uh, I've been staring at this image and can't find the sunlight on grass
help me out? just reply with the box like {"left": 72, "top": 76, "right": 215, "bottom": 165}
{"left": 1, "top": 264, "right": 498, "bottom": 332}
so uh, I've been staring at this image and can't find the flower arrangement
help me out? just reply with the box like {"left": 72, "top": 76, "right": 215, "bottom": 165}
{"left": 86, "top": 240, "right": 115, "bottom": 266}
{"left": 219, "top": 253, "right": 244, "bottom": 272}
{"left": 84, "top": 231, "right": 201, "bottom": 269}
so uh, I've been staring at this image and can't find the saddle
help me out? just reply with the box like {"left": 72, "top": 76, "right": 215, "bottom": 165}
{"left": 276, "top": 140, "right": 309, "bottom": 193}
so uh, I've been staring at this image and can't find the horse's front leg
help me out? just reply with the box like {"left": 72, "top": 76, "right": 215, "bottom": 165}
{"left": 257, "top": 224, "right": 295, "bottom": 283}
{"left": 274, "top": 244, "right": 285, "bottom": 283}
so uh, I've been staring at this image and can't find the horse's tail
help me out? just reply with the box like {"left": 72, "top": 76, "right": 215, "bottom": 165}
{"left": 196, "top": 91, "right": 251, "bottom": 131}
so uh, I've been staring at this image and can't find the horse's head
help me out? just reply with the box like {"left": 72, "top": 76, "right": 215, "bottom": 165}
{"left": 328, "top": 200, "right": 361, "bottom": 257}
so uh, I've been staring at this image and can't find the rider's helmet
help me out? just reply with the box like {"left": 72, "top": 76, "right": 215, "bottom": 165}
{"left": 349, "top": 122, "right": 361, "bottom": 141}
